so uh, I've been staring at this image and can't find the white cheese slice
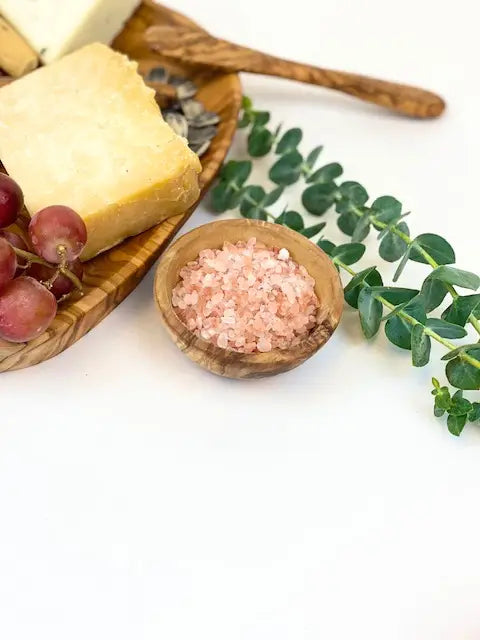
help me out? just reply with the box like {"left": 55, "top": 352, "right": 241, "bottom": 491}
{"left": 0, "top": 0, "right": 140, "bottom": 64}
{"left": 0, "top": 43, "right": 201, "bottom": 260}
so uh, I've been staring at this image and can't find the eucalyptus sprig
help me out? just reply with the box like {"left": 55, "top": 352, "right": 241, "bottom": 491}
{"left": 210, "top": 97, "right": 480, "bottom": 435}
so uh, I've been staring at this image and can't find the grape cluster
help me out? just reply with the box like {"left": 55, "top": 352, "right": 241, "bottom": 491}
{"left": 0, "top": 174, "right": 87, "bottom": 343}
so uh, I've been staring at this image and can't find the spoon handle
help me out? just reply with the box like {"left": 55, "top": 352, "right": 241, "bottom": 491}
{"left": 146, "top": 25, "right": 445, "bottom": 119}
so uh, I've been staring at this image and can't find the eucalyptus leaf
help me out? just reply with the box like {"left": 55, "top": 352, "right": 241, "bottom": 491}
{"left": 302, "top": 182, "right": 337, "bottom": 215}
{"left": 410, "top": 233, "right": 456, "bottom": 265}
{"left": 370, "top": 287, "right": 419, "bottom": 305}
{"left": 276, "top": 128, "right": 302, "bottom": 154}
{"left": 211, "top": 181, "right": 243, "bottom": 212}
{"left": 331, "top": 243, "right": 365, "bottom": 265}
{"left": 300, "top": 222, "right": 326, "bottom": 238}
{"left": 344, "top": 267, "right": 383, "bottom": 308}
{"left": 337, "top": 181, "right": 369, "bottom": 207}
{"left": 447, "top": 413, "right": 467, "bottom": 436}
{"left": 269, "top": 151, "right": 303, "bottom": 186}
{"left": 252, "top": 111, "right": 270, "bottom": 127}
{"left": 239, "top": 185, "right": 268, "bottom": 220}
{"left": 411, "top": 324, "right": 431, "bottom": 367}
{"left": 446, "top": 348, "right": 480, "bottom": 390}
{"left": 469, "top": 403, "right": 480, "bottom": 422}
{"left": 392, "top": 246, "right": 412, "bottom": 282}
{"left": 358, "top": 288, "right": 383, "bottom": 339}
{"left": 264, "top": 186, "right": 284, "bottom": 206}
{"left": 304, "top": 146, "right": 324, "bottom": 172}
{"left": 420, "top": 277, "right": 449, "bottom": 312}
{"left": 352, "top": 215, "right": 371, "bottom": 242}
{"left": 430, "top": 266, "right": 480, "bottom": 291}
{"left": 441, "top": 294, "right": 480, "bottom": 327}
{"left": 384, "top": 298, "right": 427, "bottom": 350}
{"left": 248, "top": 126, "right": 273, "bottom": 156}
{"left": 424, "top": 318, "right": 468, "bottom": 339}
{"left": 219, "top": 160, "right": 252, "bottom": 184}
{"left": 337, "top": 211, "right": 358, "bottom": 236}
{"left": 307, "top": 162, "right": 343, "bottom": 184}
{"left": 317, "top": 239, "right": 336, "bottom": 255}
{"left": 448, "top": 390, "right": 472, "bottom": 417}
{"left": 379, "top": 222, "right": 410, "bottom": 262}
{"left": 276, "top": 210, "right": 304, "bottom": 231}
{"left": 434, "top": 406, "right": 446, "bottom": 418}
{"left": 440, "top": 344, "right": 479, "bottom": 362}
{"left": 371, "top": 196, "right": 402, "bottom": 226}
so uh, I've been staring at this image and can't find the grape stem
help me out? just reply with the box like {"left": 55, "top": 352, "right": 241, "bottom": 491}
{"left": 12, "top": 247, "right": 83, "bottom": 293}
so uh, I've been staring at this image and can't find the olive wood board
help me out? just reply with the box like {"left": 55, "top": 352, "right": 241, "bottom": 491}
{"left": 0, "top": 0, "right": 241, "bottom": 372}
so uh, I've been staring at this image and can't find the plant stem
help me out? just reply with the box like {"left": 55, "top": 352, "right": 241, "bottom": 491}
{"left": 348, "top": 204, "right": 480, "bottom": 337}
{"left": 334, "top": 258, "right": 480, "bottom": 371}
{"left": 230, "top": 182, "right": 276, "bottom": 221}
{"left": 13, "top": 247, "right": 83, "bottom": 293}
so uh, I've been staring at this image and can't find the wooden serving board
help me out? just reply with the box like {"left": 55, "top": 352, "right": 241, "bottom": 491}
{"left": 0, "top": 0, "right": 241, "bottom": 372}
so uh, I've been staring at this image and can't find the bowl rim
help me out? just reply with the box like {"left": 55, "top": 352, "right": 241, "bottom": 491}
{"left": 154, "top": 218, "right": 344, "bottom": 370}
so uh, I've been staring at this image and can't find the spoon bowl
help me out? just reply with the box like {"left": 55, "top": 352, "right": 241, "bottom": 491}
{"left": 154, "top": 219, "right": 344, "bottom": 378}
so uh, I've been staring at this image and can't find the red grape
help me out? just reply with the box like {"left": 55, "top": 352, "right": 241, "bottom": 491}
{"left": 29, "top": 205, "right": 87, "bottom": 263}
{"left": 0, "top": 230, "right": 28, "bottom": 275}
{"left": 0, "top": 174, "right": 24, "bottom": 228}
{"left": 0, "top": 276, "right": 57, "bottom": 343}
{"left": 0, "top": 237, "right": 17, "bottom": 289}
{"left": 29, "top": 259, "right": 83, "bottom": 299}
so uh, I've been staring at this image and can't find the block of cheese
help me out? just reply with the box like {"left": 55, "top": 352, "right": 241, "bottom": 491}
{"left": 0, "top": 43, "right": 201, "bottom": 261}
{"left": 0, "top": 0, "right": 140, "bottom": 64}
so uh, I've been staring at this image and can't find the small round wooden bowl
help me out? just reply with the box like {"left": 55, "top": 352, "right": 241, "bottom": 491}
{"left": 154, "top": 219, "right": 344, "bottom": 379}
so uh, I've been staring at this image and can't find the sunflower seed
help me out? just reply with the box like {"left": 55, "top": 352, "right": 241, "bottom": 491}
{"left": 146, "top": 66, "right": 169, "bottom": 83}
{"left": 181, "top": 99, "right": 205, "bottom": 121}
{"left": 175, "top": 80, "right": 197, "bottom": 101}
{"left": 165, "top": 112, "right": 188, "bottom": 138}
{"left": 188, "top": 125, "right": 217, "bottom": 145}
{"left": 189, "top": 139, "right": 211, "bottom": 157}
{"left": 190, "top": 111, "right": 221, "bottom": 127}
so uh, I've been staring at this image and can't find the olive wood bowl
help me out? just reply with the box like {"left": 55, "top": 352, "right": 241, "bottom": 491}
{"left": 154, "top": 219, "right": 344, "bottom": 379}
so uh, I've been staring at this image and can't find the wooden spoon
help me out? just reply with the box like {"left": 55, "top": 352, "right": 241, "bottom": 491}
{"left": 146, "top": 24, "right": 445, "bottom": 119}
{"left": 154, "top": 219, "right": 344, "bottom": 379}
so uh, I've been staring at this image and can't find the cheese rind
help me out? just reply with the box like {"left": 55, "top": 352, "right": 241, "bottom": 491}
{"left": 0, "top": 0, "right": 140, "bottom": 64}
{"left": 0, "top": 43, "right": 201, "bottom": 261}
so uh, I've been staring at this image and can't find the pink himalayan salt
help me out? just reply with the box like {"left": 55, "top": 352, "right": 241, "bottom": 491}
{"left": 171, "top": 237, "right": 319, "bottom": 353}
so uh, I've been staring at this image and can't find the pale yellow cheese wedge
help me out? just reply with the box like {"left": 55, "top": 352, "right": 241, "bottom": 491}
{"left": 0, "top": 42, "right": 201, "bottom": 260}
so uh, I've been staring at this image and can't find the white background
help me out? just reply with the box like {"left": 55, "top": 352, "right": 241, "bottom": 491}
{"left": 1, "top": 1, "right": 479, "bottom": 638}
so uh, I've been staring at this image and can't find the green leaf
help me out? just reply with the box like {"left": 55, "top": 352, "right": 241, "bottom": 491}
{"left": 424, "top": 318, "right": 468, "bottom": 339}
{"left": 238, "top": 112, "right": 251, "bottom": 128}
{"left": 409, "top": 233, "right": 456, "bottom": 265}
{"left": 276, "top": 210, "right": 304, "bottom": 231}
{"left": 446, "top": 350, "right": 480, "bottom": 390}
{"left": 384, "top": 298, "right": 427, "bottom": 350}
{"left": 242, "top": 95, "right": 253, "bottom": 110}
{"left": 331, "top": 243, "right": 365, "bottom": 265}
{"left": 252, "top": 111, "right": 270, "bottom": 126}
{"left": 337, "top": 211, "right": 358, "bottom": 236}
{"left": 447, "top": 413, "right": 467, "bottom": 436}
{"left": 304, "top": 146, "right": 323, "bottom": 172}
{"left": 220, "top": 160, "right": 252, "bottom": 184}
{"left": 430, "top": 266, "right": 480, "bottom": 291}
{"left": 371, "top": 196, "right": 402, "bottom": 226}
{"left": 448, "top": 390, "right": 472, "bottom": 416}
{"left": 269, "top": 151, "right": 303, "bottom": 186}
{"left": 358, "top": 288, "right": 383, "bottom": 339}
{"left": 392, "top": 246, "right": 412, "bottom": 282}
{"left": 337, "top": 181, "right": 369, "bottom": 208}
{"left": 248, "top": 126, "right": 274, "bottom": 157}
{"left": 302, "top": 182, "right": 337, "bottom": 215}
{"left": 317, "top": 239, "right": 336, "bottom": 255}
{"left": 434, "top": 406, "right": 446, "bottom": 417}
{"left": 264, "top": 186, "right": 284, "bottom": 206}
{"left": 441, "top": 294, "right": 480, "bottom": 327}
{"left": 300, "top": 222, "right": 326, "bottom": 238}
{"left": 344, "top": 267, "right": 383, "bottom": 308}
{"left": 307, "top": 162, "right": 343, "bottom": 184}
{"left": 211, "top": 182, "right": 243, "bottom": 212}
{"left": 276, "top": 128, "right": 302, "bottom": 154}
{"left": 370, "top": 287, "right": 419, "bottom": 305}
{"left": 468, "top": 403, "right": 480, "bottom": 422}
{"left": 420, "top": 277, "right": 449, "bottom": 313}
{"left": 441, "top": 344, "right": 479, "bottom": 361}
{"left": 239, "top": 185, "right": 268, "bottom": 220}
{"left": 352, "top": 215, "right": 371, "bottom": 242}
{"left": 411, "top": 324, "right": 431, "bottom": 367}
{"left": 378, "top": 222, "right": 410, "bottom": 262}
{"left": 434, "top": 387, "right": 452, "bottom": 411}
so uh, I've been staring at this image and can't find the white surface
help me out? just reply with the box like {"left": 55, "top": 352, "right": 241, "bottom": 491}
{"left": 1, "top": 1, "right": 479, "bottom": 638}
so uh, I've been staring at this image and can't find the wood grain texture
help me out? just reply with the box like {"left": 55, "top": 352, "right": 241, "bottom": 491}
{"left": 146, "top": 25, "right": 445, "bottom": 119}
{"left": 0, "top": 0, "right": 241, "bottom": 372}
{"left": 154, "top": 219, "right": 344, "bottom": 379}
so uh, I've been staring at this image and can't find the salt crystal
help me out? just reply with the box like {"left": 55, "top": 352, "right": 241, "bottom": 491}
{"left": 172, "top": 237, "right": 319, "bottom": 353}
